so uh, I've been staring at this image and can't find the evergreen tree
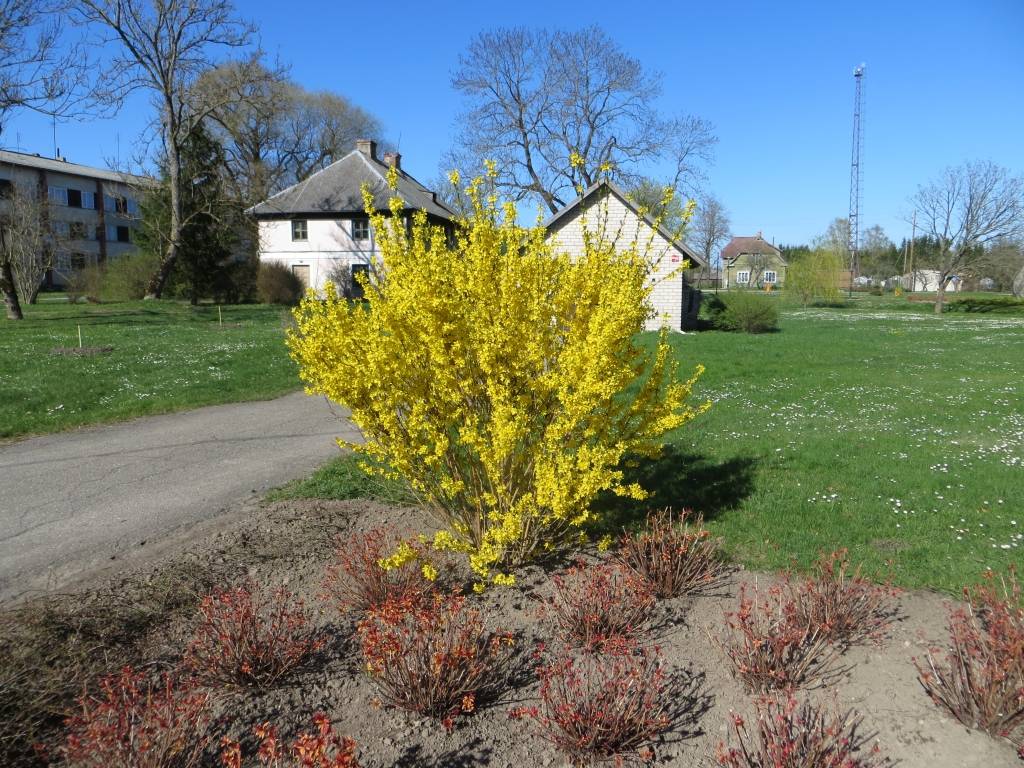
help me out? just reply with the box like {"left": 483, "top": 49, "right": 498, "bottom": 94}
{"left": 138, "top": 123, "right": 243, "bottom": 304}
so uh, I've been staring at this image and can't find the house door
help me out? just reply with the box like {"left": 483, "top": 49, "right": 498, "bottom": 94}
{"left": 292, "top": 264, "right": 310, "bottom": 290}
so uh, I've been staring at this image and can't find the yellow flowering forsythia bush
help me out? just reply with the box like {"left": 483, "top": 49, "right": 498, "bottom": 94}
{"left": 289, "top": 167, "right": 708, "bottom": 586}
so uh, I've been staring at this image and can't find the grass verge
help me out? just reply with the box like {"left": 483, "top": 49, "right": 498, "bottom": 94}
{"left": 0, "top": 299, "right": 299, "bottom": 439}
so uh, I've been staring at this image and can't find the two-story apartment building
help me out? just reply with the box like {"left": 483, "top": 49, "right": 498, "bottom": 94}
{"left": 249, "top": 139, "right": 456, "bottom": 295}
{"left": 0, "top": 149, "right": 149, "bottom": 287}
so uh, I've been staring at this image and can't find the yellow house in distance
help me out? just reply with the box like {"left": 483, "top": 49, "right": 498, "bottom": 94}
{"left": 722, "top": 233, "right": 787, "bottom": 289}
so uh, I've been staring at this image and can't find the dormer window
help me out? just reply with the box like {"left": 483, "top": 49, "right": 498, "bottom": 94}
{"left": 291, "top": 219, "right": 308, "bottom": 241}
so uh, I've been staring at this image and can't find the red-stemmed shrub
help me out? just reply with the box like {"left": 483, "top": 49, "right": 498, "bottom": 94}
{"left": 543, "top": 561, "right": 655, "bottom": 652}
{"left": 511, "top": 644, "right": 673, "bottom": 767}
{"left": 715, "top": 694, "right": 893, "bottom": 768}
{"left": 788, "top": 550, "right": 897, "bottom": 647}
{"left": 322, "top": 527, "right": 432, "bottom": 614}
{"left": 184, "top": 580, "right": 324, "bottom": 688}
{"left": 357, "top": 591, "right": 516, "bottom": 730}
{"left": 616, "top": 509, "right": 728, "bottom": 598}
{"left": 62, "top": 666, "right": 209, "bottom": 768}
{"left": 716, "top": 583, "right": 837, "bottom": 693}
{"left": 914, "top": 568, "right": 1024, "bottom": 752}
{"left": 220, "top": 713, "right": 360, "bottom": 767}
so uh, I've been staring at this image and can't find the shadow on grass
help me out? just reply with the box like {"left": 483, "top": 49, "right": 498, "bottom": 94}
{"left": 590, "top": 444, "right": 757, "bottom": 535}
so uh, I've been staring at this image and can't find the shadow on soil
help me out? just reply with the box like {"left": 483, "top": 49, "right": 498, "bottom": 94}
{"left": 396, "top": 739, "right": 494, "bottom": 768}
{"left": 590, "top": 444, "right": 757, "bottom": 535}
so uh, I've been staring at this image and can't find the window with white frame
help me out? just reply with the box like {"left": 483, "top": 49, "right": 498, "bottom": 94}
{"left": 352, "top": 217, "right": 370, "bottom": 241}
{"left": 736, "top": 270, "right": 750, "bottom": 284}
{"left": 291, "top": 219, "right": 308, "bottom": 241}
{"left": 764, "top": 270, "right": 777, "bottom": 284}
{"left": 48, "top": 186, "right": 68, "bottom": 205}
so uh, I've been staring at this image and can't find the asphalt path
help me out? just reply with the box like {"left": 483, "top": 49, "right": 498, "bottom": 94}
{"left": 0, "top": 392, "right": 358, "bottom": 604}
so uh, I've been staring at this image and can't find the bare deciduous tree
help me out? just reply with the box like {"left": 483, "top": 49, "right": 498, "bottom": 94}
{"left": 910, "top": 160, "right": 1024, "bottom": 313}
{"left": 0, "top": 0, "right": 83, "bottom": 132}
{"left": 72, "top": 0, "right": 263, "bottom": 299}
{"left": 198, "top": 60, "right": 383, "bottom": 207}
{"left": 449, "top": 26, "right": 716, "bottom": 215}
{"left": 0, "top": 181, "right": 64, "bottom": 318}
{"left": 687, "top": 195, "right": 731, "bottom": 283}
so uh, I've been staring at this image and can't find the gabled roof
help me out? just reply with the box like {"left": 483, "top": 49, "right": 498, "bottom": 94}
{"left": 0, "top": 149, "right": 152, "bottom": 186}
{"left": 542, "top": 181, "right": 706, "bottom": 268}
{"left": 248, "top": 149, "right": 455, "bottom": 220}
{"left": 721, "top": 235, "right": 785, "bottom": 265}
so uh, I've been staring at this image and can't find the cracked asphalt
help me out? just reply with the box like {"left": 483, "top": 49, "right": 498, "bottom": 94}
{"left": 0, "top": 392, "right": 359, "bottom": 605}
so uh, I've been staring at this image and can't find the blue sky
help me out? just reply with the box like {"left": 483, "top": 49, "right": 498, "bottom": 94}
{"left": 5, "top": 0, "right": 1023, "bottom": 245}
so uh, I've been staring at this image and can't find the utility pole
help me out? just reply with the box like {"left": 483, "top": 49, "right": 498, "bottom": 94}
{"left": 907, "top": 210, "right": 916, "bottom": 292}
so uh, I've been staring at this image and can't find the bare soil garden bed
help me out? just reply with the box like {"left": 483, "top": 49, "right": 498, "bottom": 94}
{"left": 1, "top": 498, "right": 1019, "bottom": 767}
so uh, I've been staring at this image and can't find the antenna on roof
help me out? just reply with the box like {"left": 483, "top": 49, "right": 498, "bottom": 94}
{"left": 52, "top": 115, "right": 57, "bottom": 158}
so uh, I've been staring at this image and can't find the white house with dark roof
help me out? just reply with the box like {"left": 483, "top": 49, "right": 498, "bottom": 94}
{"left": 543, "top": 181, "right": 706, "bottom": 331}
{"left": 249, "top": 139, "right": 455, "bottom": 296}
{"left": 251, "top": 147, "right": 704, "bottom": 330}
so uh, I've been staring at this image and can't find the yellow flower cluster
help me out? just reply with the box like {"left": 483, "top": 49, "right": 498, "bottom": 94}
{"left": 288, "top": 167, "right": 708, "bottom": 585}
{"left": 377, "top": 540, "right": 418, "bottom": 571}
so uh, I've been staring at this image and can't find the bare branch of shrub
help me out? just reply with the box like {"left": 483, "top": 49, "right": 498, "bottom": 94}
{"left": 62, "top": 667, "right": 209, "bottom": 768}
{"left": 542, "top": 561, "right": 655, "bottom": 652}
{"left": 184, "top": 580, "right": 324, "bottom": 688}
{"left": 914, "top": 568, "right": 1024, "bottom": 751}
{"left": 357, "top": 591, "right": 517, "bottom": 730}
{"left": 511, "top": 644, "right": 678, "bottom": 767}
{"left": 716, "top": 694, "right": 893, "bottom": 768}
{"left": 615, "top": 509, "right": 728, "bottom": 598}
{"left": 787, "top": 550, "right": 898, "bottom": 648}
{"left": 715, "top": 583, "right": 839, "bottom": 693}
{"left": 321, "top": 527, "right": 433, "bottom": 615}
{"left": 220, "top": 713, "right": 360, "bottom": 767}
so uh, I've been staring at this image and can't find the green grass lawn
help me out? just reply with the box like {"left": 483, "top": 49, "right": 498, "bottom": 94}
{"left": 0, "top": 299, "right": 299, "bottom": 439}
{"left": 656, "top": 294, "right": 1024, "bottom": 593}
{"left": 273, "top": 294, "right": 1024, "bottom": 594}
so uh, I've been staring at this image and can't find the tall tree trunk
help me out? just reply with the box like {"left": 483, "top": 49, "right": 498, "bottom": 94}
{"left": 934, "top": 280, "right": 946, "bottom": 314}
{"left": 1, "top": 260, "right": 24, "bottom": 320}
{"left": 146, "top": 122, "right": 182, "bottom": 300}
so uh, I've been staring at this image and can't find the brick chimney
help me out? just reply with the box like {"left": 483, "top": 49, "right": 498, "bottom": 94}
{"left": 355, "top": 139, "right": 377, "bottom": 160}
{"left": 383, "top": 151, "right": 402, "bottom": 171}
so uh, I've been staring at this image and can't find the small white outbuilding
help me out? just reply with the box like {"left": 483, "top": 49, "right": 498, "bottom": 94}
{"left": 543, "top": 181, "right": 706, "bottom": 331}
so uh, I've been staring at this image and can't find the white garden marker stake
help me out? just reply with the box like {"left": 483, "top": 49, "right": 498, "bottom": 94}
{"left": 78, "top": 325, "right": 83, "bottom": 349}
{"left": 218, "top": 305, "right": 223, "bottom": 326}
